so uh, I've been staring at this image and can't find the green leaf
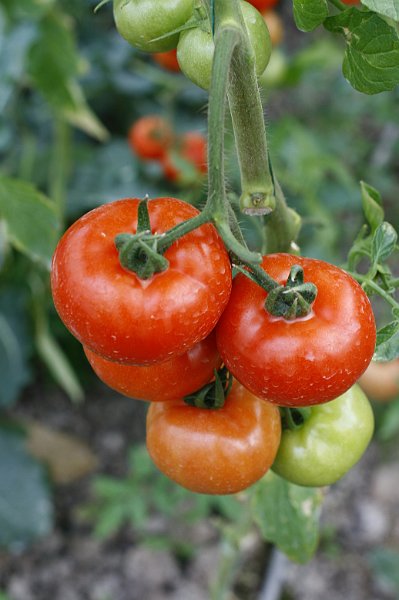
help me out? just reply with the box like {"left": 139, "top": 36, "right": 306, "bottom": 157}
{"left": 324, "top": 10, "right": 399, "bottom": 94}
{"left": 27, "top": 13, "right": 107, "bottom": 140}
{"left": 0, "top": 426, "right": 53, "bottom": 549}
{"left": 360, "top": 181, "right": 384, "bottom": 232}
{"left": 361, "top": 0, "right": 399, "bottom": 22}
{"left": 251, "top": 472, "right": 323, "bottom": 563}
{"left": 376, "top": 399, "right": 399, "bottom": 441}
{"left": 0, "top": 314, "right": 30, "bottom": 408}
{"left": 371, "top": 221, "right": 398, "bottom": 265}
{"left": 369, "top": 548, "right": 399, "bottom": 594}
{"left": 293, "top": 0, "right": 329, "bottom": 32}
{"left": 374, "top": 321, "right": 399, "bottom": 361}
{"left": 0, "top": 176, "right": 59, "bottom": 268}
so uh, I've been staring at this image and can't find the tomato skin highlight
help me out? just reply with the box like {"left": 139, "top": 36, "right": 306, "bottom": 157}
{"left": 128, "top": 116, "right": 173, "bottom": 160}
{"left": 113, "top": 0, "right": 194, "bottom": 53}
{"left": 146, "top": 380, "right": 282, "bottom": 494}
{"left": 177, "top": 1, "right": 272, "bottom": 90}
{"left": 216, "top": 253, "right": 376, "bottom": 407}
{"left": 51, "top": 198, "right": 232, "bottom": 365}
{"left": 272, "top": 385, "right": 374, "bottom": 487}
{"left": 83, "top": 330, "right": 221, "bottom": 402}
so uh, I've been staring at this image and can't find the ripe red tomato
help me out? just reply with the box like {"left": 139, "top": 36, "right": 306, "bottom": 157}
{"left": 128, "top": 115, "right": 173, "bottom": 160}
{"left": 153, "top": 49, "right": 180, "bottom": 72}
{"left": 162, "top": 132, "right": 207, "bottom": 183}
{"left": 146, "top": 380, "right": 281, "bottom": 494}
{"left": 342, "top": 0, "right": 360, "bottom": 4}
{"left": 51, "top": 198, "right": 232, "bottom": 365}
{"left": 83, "top": 331, "right": 221, "bottom": 402}
{"left": 216, "top": 253, "right": 376, "bottom": 407}
{"left": 248, "top": 0, "right": 279, "bottom": 10}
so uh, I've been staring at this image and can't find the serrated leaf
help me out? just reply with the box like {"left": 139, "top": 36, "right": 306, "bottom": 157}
{"left": 293, "top": 0, "right": 329, "bottom": 32}
{"left": 251, "top": 472, "right": 323, "bottom": 563}
{"left": 361, "top": 0, "right": 399, "bottom": 22}
{"left": 0, "top": 427, "right": 53, "bottom": 549}
{"left": 324, "top": 11, "right": 399, "bottom": 94}
{"left": 374, "top": 321, "right": 399, "bottom": 361}
{"left": 361, "top": 181, "right": 384, "bottom": 232}
{"left": 0, "top": 176, "right": 59, "bottom": 267}
{"left": 371, "top": 221, "right": 398, "bottom": 265}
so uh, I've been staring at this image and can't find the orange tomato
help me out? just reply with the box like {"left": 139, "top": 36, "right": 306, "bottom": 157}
{"left": 358, "top": 360, "right": 399, "bottom": 402}
{"left": 128, "top": 115, "right": 173, "bottom": 160}
{"left": 146, "top": 380, "right": 281, "bottom": 494}
{"left": 262, "top": 10, "right": 283, "bottom": 46}
{"left": 153, "top": 49, "right": 180, "bottom": 72}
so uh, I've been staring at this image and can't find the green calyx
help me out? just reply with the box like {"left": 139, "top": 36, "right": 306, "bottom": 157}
{"left": 115, "top": 233, "right": 169, "bottom": 280}
{"left": 265, "top": 265, "right": 317, "bottom": 319}
{"left": 184, "top": 367, "right": 233, "bottom": 409}
{"left": 115, "top": 199, "right": 169, "bottom": 280}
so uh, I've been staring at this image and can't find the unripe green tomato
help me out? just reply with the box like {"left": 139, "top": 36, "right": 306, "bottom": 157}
{"left": 177, "top": 1, "right": 272, "bottom": 89}
{"left": 113, "top": 0, "right": 194, "bottom": 53}
{"left": 272, "top": 385, "right": 374, "bottom": 487}
{"left": 259, "top": 48, "right": 287, "bottom": 88}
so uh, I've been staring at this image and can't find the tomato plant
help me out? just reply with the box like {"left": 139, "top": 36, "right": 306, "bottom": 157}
{"left": 83, "top": 331, "right": 221, "bottom": 402}
{"left": 128, "top": 115, "right": 173, "bottom": 160}
{"left": 272, "top": 385, "right": 374, "bottom": 487}
{"left": 51, "top": 198, "right": 232, "bottom": 365}
{"left": 146, "top": 380, "right": 281, "bottom": 494}
{"left": 113, "top": 0, "right": 194, "bottom": 52}
{"left": 153, "top": 49, "right": 180, "bottom": 72}
{"left": 216, "top": 253, "right": 376, "bottom": 406}
{"left": 177, "top": 0, "right": 272, "bottom": 89}
{"left": 359, "top": 360, "right": 399, "bottom": 402}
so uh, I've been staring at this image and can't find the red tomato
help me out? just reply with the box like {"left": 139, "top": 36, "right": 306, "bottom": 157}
{"left": 162, "top": 131, "right": 207, "bottom": 183}
{"left": 248, "top": 0, "right": 279, "bottom": 11}
{"left": 342, "top": 0, "right": 360, "bottom": 4}
{"left": 83, "top": 331, "right": 221, "bottom": 401}
{"left": 216, "top": 254, "right": 376, "bottom": 407}
{"left": 153, "top": 49, "right": 180, "bottom": 72}
{"left": 146, "top": 380, "right": 281, "bottom": 494}
{"left": 128, "top": 115, "right": 173, "bottom": 160}
{"left": 51, "top": 198, "right": 232, "bottom": 365}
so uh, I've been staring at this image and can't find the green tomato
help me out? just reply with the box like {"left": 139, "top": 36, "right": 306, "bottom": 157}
{"left": 272, "top": 385, "right": 374, "bottom": 487}
{"left": 177, "top": 1, "right": 271, "bottom": 90}
{"left": 113, "top": 0, "right": 194, "bottom": 53}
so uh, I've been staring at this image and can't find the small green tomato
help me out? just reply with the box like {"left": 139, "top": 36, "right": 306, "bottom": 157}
{"left": 177, "top": 1, "right": 272, "bottom": 90}
{"left": 272, "top": 385, "right": 374, "bottom": 487}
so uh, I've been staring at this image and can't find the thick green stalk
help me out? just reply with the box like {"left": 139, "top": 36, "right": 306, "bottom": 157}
{"left": 215, "top": 0, "right": 275, "bottom": 215}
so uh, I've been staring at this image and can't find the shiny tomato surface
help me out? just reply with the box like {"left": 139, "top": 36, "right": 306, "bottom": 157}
{"left": 216, "top": 253, "right": 376, "bottom": 406}
{"left": 51, "top": 198, "right": 232, "bottom": 364}
{"left": 146, "top": 380, "right": 281, "bottom": 494}
{"left": 83, "top": 331, "right": 221, "bottom": 402}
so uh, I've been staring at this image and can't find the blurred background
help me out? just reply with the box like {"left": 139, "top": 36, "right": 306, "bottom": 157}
{"left": 0, "top": 0, "right": 399, "bottom": 599}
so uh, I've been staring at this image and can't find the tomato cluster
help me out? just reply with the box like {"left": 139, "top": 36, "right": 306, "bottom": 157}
{"left": 51, "top": 197, "right": 376, "bottom": 495}
{"left": 128, "top": 116, "right": 207, "bottom": 184}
